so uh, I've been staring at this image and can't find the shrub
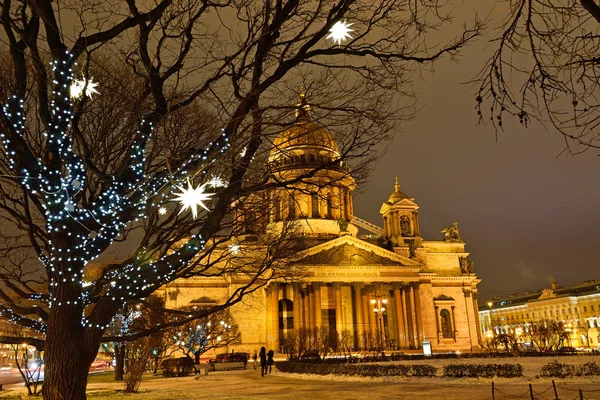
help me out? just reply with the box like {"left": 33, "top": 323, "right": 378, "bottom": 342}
{"left": 160, "top": 357, "right": 194, "bottom": 377}
{"left": 443, "top": 363, "right": 523, "bottom": 378}
{"left": 540, "top": 360, "right": 600, "bottom": 377}
{"left": 276, "top": 361, "right": 437, "bottom": 377}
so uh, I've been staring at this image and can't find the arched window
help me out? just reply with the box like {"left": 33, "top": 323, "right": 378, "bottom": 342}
{"left": 400, "top": 215, "right": 411, "bottom": 236}
{"left": 440, "top": 309, "right": 453, "bottom": 338}
{"left": 311, "top": 193, "right": 319, "bottom": 218}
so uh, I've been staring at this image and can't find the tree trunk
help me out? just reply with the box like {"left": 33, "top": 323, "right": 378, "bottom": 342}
{"left": 114, "top": 344, "right": 125, "bottom": 381}
{"left": 43, "top": 304, "right": 99, "bottom": 400}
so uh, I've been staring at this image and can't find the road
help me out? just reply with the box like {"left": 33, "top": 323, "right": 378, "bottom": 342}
{"left": 0, "top": 366, "right": 110, "bottom": 389}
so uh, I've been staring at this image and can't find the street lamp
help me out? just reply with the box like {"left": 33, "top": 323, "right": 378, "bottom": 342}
{"left": 487, "top": 302, "right": 494, "bottom": 338}
{"left": 370, "top": 295, "right": 388, "bottom": 352}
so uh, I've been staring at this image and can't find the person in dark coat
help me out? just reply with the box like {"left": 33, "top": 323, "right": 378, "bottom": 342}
{"left": 259, "top": 347, "right": 267, "bottom": 377}
{"left": 267, "top": 349, "right": 274, "bottom": 374}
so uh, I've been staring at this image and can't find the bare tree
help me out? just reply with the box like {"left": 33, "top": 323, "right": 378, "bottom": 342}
{"left": 169, "top": 307, "right": 240, "bottom": 363}
{"left": 0, "top": 1, "right": 479, "bottom": 399}
{"left": 476, "top": 0, "right": 600, "bottom": 153}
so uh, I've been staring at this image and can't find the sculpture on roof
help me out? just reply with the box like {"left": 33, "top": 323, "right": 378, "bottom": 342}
{"left": 459, "top": 256, "right": 474, "bottom": 274}
{"left": 441, "top": 222, "right": 462, "bottom": 243}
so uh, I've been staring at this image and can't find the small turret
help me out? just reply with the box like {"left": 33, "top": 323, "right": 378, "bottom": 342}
{"left": 379, "top": 177, "right": 420, "bottom": 246}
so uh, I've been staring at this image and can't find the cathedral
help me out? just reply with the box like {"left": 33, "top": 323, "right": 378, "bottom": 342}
{"left": 161, "top": 96, "right": 483, "bottom": 354}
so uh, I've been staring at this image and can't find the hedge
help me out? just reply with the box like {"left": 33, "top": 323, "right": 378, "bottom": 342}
{"left": 276, "top": 362, "right": 437, "bottom": 377}
{"left": 540, "top": 361, "right": 600, "bottom": 377}
{"left": 443, "top": 363, "right": 523, "bottom": 378}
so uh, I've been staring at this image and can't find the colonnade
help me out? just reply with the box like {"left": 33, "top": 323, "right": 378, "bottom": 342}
{"left": 265, "top": 281, "right": 425, "bottom": 351}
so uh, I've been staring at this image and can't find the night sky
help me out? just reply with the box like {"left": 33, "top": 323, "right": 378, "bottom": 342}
{"left": 353, "top": 6, "right": 600, "bottom": 303}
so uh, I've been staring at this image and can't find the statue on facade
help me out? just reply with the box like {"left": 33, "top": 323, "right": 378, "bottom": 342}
{"left": 337, "top": 218, "right": 349, "bottom": 232}
{"left": 458, "top": 256, "right": 474, "bottom": 274}
{"left": 441, "top": 222, "right": 462, "bottom": 242}
{"left": 408, "top": 242, "right": 417, "bottom": 259}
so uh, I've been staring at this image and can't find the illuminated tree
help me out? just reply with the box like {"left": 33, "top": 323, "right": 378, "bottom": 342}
{"left": 169, "top": 308, "right": 239, "bottom": 363}
{"left": 0, "top": 1, "right": 479, "bottom": 399}
{"left": 476, "top": 0, "right": 600, "bottom": 153}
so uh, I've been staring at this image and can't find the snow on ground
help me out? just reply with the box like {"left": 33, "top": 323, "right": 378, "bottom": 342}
{"left": 0, "top": 356, "right": 599, "bottom": 399}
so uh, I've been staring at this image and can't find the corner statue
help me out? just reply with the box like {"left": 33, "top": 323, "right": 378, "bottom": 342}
{"left": 441, "top": 222, "right": 463, "bottom": 243}
{"left": 459, "top": 256, "right": 474, "bottom": 274}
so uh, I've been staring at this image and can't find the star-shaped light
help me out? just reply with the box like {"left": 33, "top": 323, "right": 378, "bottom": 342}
{"left": 229, "top": 243, "right": 240, "bottom": 255}
{"left": 327, "top": 20, "right": 353, "bottom": 45}
{"left": 70, "top": 78, "right": 99, "bottom": 99}
{"left": 158, "top": 207, "right": 167, "bottom": 215}
{"left": 172, "top": 179, "right": 214, "bottom": 219}
{"left": 240, "top": 147, "right": 247, "bottom": 157}
{"left": 208, "top": 175, "right": 227, "bottom": 188}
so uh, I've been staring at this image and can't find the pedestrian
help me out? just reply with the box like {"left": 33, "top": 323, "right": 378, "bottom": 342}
{"left": 252, "top": 350, "right": 258, "bottom": 370}
{"left": 259, "top": 347, "right": 267, "bottom": 377}
{"left": 267, "top": 349, "right": 274, "bottom": 374}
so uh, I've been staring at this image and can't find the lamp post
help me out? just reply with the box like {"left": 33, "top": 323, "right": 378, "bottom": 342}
{"left": 370, "top": 295, "right": 388, "bottom": 352}
{"left": 487, "top": 301, "right": 494, "bottom": 338}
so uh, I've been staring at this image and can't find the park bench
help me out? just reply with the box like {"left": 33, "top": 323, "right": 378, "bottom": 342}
{"left": 193, "top": 364, "right": 209, "bottom": 376}
{"left": 209, "top": 361, "right": 246, "bottom": 371}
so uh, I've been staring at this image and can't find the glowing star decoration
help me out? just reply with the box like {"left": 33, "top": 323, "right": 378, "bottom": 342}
{"left": 229, "top": 243, "right": 241, "bottom": 255}
{"left": 69, "top": 78, "right": 99, "bottom": 99}
{"left": 208, "top": 175, "right": 227, "bottom": 188}
{"left": 172, "top": 179, "right": 214, "bottom": 219}
{"left": 158, "top": 207, "right": 167, "bottom": 215}
{"left": 327, "top": 20, "right": 353, "bottom": 45}
{"left": 240, "top": 147, "right": 247, "bottom": 158}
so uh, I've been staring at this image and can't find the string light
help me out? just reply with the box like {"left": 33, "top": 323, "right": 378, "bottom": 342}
{"left": 0, "top": 50, "right": 233, "bottom": 332}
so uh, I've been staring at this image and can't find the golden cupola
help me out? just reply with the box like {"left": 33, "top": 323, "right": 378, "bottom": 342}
{"left": 266, "top": 94, "right": 357, "bottom": 237}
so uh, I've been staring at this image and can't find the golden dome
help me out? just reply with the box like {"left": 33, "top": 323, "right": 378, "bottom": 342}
{"left": 387, "top": 177, "right": 409, "bottom": 204}
{"left": 270, "top": 94, "right": 340, "bottom": 159}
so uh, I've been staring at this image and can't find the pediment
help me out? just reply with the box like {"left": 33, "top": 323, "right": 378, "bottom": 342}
{"left": 294, "top": 235, "right": 420, "bottom": 267}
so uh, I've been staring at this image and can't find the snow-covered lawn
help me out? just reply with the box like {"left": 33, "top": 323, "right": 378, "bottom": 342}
{"left": 0, "top": 356, "right": 599, "bottom": 399}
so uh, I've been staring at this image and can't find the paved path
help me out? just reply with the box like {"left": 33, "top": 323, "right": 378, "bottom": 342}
{"left": 82, "top": 368, "right": 600, "bottom": 400}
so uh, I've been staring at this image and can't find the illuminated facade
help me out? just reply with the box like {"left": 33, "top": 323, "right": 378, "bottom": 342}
{"left": 479, "top": 280, "right": 600, "bottom": 348}
{"left": 163, "top": 96, "right": 482, "bottom": 354}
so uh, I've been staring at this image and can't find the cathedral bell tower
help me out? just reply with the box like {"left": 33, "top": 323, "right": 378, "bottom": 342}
{"left": 379, "top": 178, "right": 421, "bottom": 246}
{"left": 265, "top": 94, "right": 357, "bottom": 237}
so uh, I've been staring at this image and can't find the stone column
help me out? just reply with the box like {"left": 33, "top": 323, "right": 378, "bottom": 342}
{"left": 451, "top": 305, "right": 457, "bottom": 341}
{"left": 353, "top": 283, "right": 364, "bottom": 349}
{"left": 313, "top": 283, "right": 322, "bottom": 330}
{"left": 413, "top": 283, "right": 424, "bottom": 346}
{"left": 463, "top": 289, "right": 479, "bottom": 349}
{"left": 266, "top": 283, "right": 279, "bottom": 351}
{"left": 392, "top": 284, "right": 405, "bottom": 348}
{"left": 472, "top": 293, "right": 483, "bottom": 346}
{"left": 434, "top": 305, "right": 441, "bottom": 340}
{"left": 305, "top": 286, "right": 313, "bottom": 330}
{"left": 409, "top": 285, "right": 419, "bottom": 347}
{"left": 414, "top": 211, "right": 420, "bottom": 236}
{"left": 400, "top": 286, "right": 409, "bottom": 348}
{"left": 363, "top": 285, "right": 374, "bottom": 341}
{"left": 292, "top": 283, "right": 302, "bottom": 332}
{"left": 334, "top": 283, "right": 344, "bottom": 335}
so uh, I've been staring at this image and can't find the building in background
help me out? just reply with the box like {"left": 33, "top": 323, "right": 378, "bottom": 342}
{"left": 479, "top": 280, "right": 600, "bottom": 348}
{"left": 162, "top": 96, "right": 482, "bottom": 355}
